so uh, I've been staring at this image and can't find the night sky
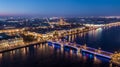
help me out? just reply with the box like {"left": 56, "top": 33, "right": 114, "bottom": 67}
{"left": 0, "top": 0, "right": 120, "bottom": 17}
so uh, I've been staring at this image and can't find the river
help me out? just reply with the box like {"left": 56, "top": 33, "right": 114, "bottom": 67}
{"left": 0, "top": 26, "right": 120, "bottom": 67}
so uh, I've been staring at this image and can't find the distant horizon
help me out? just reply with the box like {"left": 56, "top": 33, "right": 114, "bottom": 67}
{"left": 0, "top": 0, "right": 120, "bottom": 17}
{"left": 1, "top": 15, "right": 120, "bottom": 18}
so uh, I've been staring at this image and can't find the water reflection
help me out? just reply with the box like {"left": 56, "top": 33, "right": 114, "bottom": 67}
{"left": 7, "top": 26, "right": 120, "bottom": 66}
{"left": 65, "top": 26, "right": 120, "bottom": 53}
{"left": 0, "top": 42, "right": 111, "bottom": 67}
{"left": 88, "top": 28, "right": 102, "bottom": 41}
{"left": 1, "top": 25, "right": 120, "bottom": 67}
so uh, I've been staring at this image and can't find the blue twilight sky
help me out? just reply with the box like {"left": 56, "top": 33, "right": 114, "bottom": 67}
{"left": 0, "top": 0, "right": 120, "bottom": 17}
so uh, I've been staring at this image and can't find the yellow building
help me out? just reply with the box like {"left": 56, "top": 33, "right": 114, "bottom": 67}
{"left": 0, "top": 33, "right": 24, "bottom": 48}
{"left": 49, "top": 18, "right": 70, "bottom": 26}
{"left": 0, "top": 37, "right": 24, "bottom": 48}
{"left": 58, "top": 18, "right": 70, "bottom": 25}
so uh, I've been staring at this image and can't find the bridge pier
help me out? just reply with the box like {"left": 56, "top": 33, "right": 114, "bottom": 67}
{"left": 81, "top": 50, "right": 95, "bottom": 58}
{"left": 77, "top": 48, "right": 81, "bottom": 53}
{"left": 47, "top": 41, "right": 112, "bottom": 60}
{"left": 97, "top": 47, "right": 101, "bottom": 53}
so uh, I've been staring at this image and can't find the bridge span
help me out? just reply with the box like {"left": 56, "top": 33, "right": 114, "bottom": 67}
{"left": 47, "top": 40, "right": 120, "bottom": 66}
{"left": 47, "top": 40, "right": 113, "bottom": 59}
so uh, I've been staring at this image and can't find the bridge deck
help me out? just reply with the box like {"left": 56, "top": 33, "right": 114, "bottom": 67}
{"left": 48, "top": 40, "right": 113, "bottom": 59}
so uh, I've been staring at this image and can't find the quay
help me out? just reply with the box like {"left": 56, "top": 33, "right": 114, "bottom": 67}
{"left": 0, "top": 22, "right": 120, "bottom": 66}
{"left": 0, "top": 41, "right": 46, "bottom": 53}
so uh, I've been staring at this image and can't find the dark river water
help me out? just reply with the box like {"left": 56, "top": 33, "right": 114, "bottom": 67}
{"left": 66, "top": 26, "right": 120, "bottom": 52}
{"left": 0, "top": 26, "right": 120, "bottom": 67}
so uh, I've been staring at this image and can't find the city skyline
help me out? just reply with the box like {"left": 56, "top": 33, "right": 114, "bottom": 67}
{"left": 0, "top": 0, "right": 120, "bottom": 17}
{"left": 0, "top": 0, "right": 120, "bottom": 67}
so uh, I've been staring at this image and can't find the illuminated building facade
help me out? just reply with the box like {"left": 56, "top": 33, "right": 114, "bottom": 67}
{"left": 49, "top": 18, "right": 70, "bottom": 26}
{"left": 0, "top": 33, "right": 24, "bottom": 49}
{"left": 58, "top": 18, "right": 70, "bottom": 25}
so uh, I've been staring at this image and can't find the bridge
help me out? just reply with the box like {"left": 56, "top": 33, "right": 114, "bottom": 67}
{"left": 47, "top": 40, "right": 120, "bottom": 66}
{"left": 84, "top": 22, "right": 120, "bottom": 28}
{"left": 0, "top": 22, "right": 120, "bottom": 66}
{"left": 47, "top": 40, "right": 113, "bottom": 59}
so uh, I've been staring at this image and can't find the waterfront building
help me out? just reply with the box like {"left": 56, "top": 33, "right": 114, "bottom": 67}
{"left": 0, "top": 33, "right": 24, "bottom": 49}
{"left": 58, "top": 18, "right": 70, "bottom": 25}
{"left": 49, "top": 18, "right": 70, "bottom": 26}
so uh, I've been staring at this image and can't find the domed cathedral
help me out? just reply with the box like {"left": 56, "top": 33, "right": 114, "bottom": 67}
{"left": 58, "top": 18, "right": 70, "bottom": 25}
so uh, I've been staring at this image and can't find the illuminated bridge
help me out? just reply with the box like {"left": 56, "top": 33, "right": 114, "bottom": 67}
{"left": 47, "top": 40, "right": 113, "bottom": 59}
{"left": 0, "top": 22, "right": 120, "bottom": 66}
{"left": 47, "top": 40, "right": 120, "bottom": 66}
